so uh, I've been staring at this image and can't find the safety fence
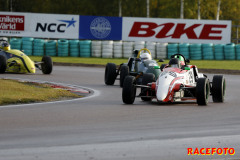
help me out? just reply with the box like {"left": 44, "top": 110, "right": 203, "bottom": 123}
{"left": 5, "top": 37, "right": 240, "bottom": 60}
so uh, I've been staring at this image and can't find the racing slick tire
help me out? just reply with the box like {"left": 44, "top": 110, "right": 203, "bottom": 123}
{"left": 122, "top": 76, "right": 136, "bottom": 104}
{"left": 41, "top": 56, "right": 53, "bottom": 74}
{"left": 212, "top": 75, "right": 226, "bottom": 102}
{"left": 0, "top": 55, "right": 7, "bottom": 74}
{"left": 105, "top": 63, "right": 117, "bottom": 85}
{"left": 141, "top": 73, "right": 155, "bottom": 101}
{"left": 120, "top": 65, "right": 129, "bottom": 87}
{"left": 196, "top": 77, "right": 210, "bottom": 105}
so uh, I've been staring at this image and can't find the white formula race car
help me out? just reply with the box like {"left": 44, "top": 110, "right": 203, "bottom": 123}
{"left": 122, "top": 54, "right": 226, "bottom": 106}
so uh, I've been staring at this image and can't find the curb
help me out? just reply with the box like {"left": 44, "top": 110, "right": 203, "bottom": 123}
{"left": 3, "top": 77, "right": 93, "bottom": 97}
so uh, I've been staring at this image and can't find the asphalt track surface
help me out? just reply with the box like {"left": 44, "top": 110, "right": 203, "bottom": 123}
{"left": 0, "top": 66, "right": 240, "bottom": 160}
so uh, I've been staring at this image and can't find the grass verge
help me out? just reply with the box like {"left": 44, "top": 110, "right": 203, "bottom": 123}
{"left": 30, "top": 56, "right": 240, "bottom": 70}
{"left": 0, "top": 79, "right": 81, "bottom": 105}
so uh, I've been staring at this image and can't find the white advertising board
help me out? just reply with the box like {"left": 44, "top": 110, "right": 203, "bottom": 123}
{"left": 122, "top": 17, "right": 232, "bottom": 44}
{"left": 30, "top": 13, "right": 79, "bottom": 39}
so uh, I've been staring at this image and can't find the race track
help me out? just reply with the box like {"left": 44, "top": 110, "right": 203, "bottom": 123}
{"left": 0, "top": 66, "right": 240, "bottom": 160}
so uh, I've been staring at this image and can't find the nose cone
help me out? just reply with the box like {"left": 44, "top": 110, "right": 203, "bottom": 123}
{"left": 24, "top": 57, "right": 36, "bottom": 73}
{"left": 156, "top": 75, "right": 174, "bottom": 101}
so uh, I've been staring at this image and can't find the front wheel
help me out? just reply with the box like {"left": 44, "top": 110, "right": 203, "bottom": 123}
{"left": 120, "top": 65, "right": 129, "bottom": 87}
{"left": 212, "top": 75, "right": 226, "bottom": 102}
{"left": 104, "top": 63, "right": 117, "bottom": 85}
{"left": 41, "top": 56, "right": 53, "bottom": 74}
{"left": 122, "top": 76, "right": 136, "bottom": 104}
{"left": 196, "top": 78, "right": 210, "bottom": 105}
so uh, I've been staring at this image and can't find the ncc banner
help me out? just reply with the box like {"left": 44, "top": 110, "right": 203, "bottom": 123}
{"left": 122, "top": 17, "right": 232, "bottom": 44}
{"left": 30, "top": 13, "right": 79, "bottom": 39}
{"left": 0, "top": 12, "right": 31, "bottom": 37}
{"left": 79, "top": 15, "right": 122, "bottom": 40}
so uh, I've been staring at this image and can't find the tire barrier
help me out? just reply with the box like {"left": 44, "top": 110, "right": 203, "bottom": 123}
{"left": 5, "top": 37, "right": 240, "bottom": 60}
{"left": 236, "top": 44, "right": 240, "bottom": 60}
{"left": 102, "top": 40, "right": 113, "bottom": 58}
{"left": 146, "top": 41, "right": 156, "bottom": 59}
{"left": 10, "top": 38, "right": 22, "bottom": 50}
{"left": 33, "top": 39, "right": 45, "bottom": 56}
{"left": 190, "top": 43, "right": 202, "bottom": 60}
{"left": 202, "top": 43, "right": 214, "bottom": 60}
{"left": 91, "top": 41, "right": 102, "bottom": 57}
{"left": 113, "top": 41, "right": 122, "bottom": 58}
{"left": 134, "top": 41, "right": 145, "bottom": 50}
{"left": 167, "top": 43, "right": 178, "bottom": 59}
{"left": 156, "top": 43, "right": 168, "bottom": 59}
{"left": 214, "top": 44, "right": 224, "bottom": 60}
{"left": 123, "top": 41, "right": 134, "bottom": 58}
{"left": 80, "top": 40, "right": 91, "bottom": 57}
{"left": 224, "top": 43, "right": 236, "bottom": 60}
{"left": 179, "top": 43, "right": 190, "bottom": 59}
{"left": 58, "top": 39, "right": 69, "bottom": 57}
{"left": 22, "top": 37, "right": 34, "bottom": 56}
{"left": 45, "top": 40, "right": 57, "bottom": 56}
{"left": 69, "top": 40, "right": 79, "bottom": 57}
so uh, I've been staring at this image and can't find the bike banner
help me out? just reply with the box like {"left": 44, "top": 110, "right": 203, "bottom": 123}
{"left": 122, "top": 17, "right": 232, "bottom": 44}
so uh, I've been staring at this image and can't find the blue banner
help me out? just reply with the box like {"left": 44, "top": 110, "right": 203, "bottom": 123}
{"left": 79, "top": 15, "right": 122, "bottom": 40}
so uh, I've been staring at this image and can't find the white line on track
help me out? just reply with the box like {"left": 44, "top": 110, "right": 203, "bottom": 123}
{"left": 0, "top": 77, "right": 101, "bottom": 109}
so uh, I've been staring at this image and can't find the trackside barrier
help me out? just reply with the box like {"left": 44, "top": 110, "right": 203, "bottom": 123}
{"left": 10, "top": 38, "right": 22, "bottom": 50}
{"left": 69, "top": 40, "right": 80, "bottom": 57}
{"left": 4, "top": 37, "right": 240, "bottom": 60}
{"left": 45, "top": 40, "right": 57, "bottom": 56}
{"left": 179, "top": 43, "right": 190, "bottom": 59}
{"left": 58, "top": 39, "right": 69, "bottom": 57}
{"left": 22, "top": 37, "right": 33, "bottom": 56}
{"left": 80, "top": 40, "right": 91, "bottom": 57}
{"left": 33, "top": 39, "right": 45, "bottom": 56}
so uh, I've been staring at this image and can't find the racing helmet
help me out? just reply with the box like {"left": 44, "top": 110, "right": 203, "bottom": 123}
{"left": 174, "top": 55, "right": 185, "bottom": 66}
{"left": 2, "top": 42, "right": 10, "bottom": 51}
{"left": 140, "top": 52, "right": 152, "bottom": 61}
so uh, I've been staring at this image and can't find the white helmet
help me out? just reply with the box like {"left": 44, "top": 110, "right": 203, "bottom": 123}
{"left": 140, "top": 52, "right": 152, "bottom": 60}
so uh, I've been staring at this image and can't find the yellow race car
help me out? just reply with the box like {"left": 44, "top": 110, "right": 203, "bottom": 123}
{"left": 0, "top": 40, "right": 52, "bottom": 74}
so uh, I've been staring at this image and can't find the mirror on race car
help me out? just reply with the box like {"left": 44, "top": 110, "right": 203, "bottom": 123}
{"left": 184, "top": 67, "right": 190, "bottom": 70}
{"left": 154, "top": 66, "right": 160, "bottom": 69}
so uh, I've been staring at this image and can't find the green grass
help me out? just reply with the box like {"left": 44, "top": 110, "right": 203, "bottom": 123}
{"left": 30, "top": 56, "right": 240, "bottom": 70}
{"left": 0, "top": 79, "right": 81, "bottom": 105}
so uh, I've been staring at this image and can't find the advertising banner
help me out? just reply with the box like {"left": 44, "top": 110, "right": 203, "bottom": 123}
{"left": 30, "top": 13, "right": 79, "bottom": 39}
{"left": 122, "top": 17, "right": 232, "bottom": 44}
{"left": 0, "top": 12, "right": 31, "bottom": 37}
{"left": 0, "top": 12, "right": 232, "bottom": 44}
{"left": 79, "top": 15, "right": 122, "bottom": 40}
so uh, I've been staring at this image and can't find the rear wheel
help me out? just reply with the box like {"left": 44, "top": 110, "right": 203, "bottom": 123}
{"left": 0, "top": 55, "right": 7, "bottom": 74}
{"left": 120, "top": 65, "right": 129, "bottom": 87}
{"left": 212, "top": 75, "right": 226, "bottom": 102}
{"left": 141, "top": 73, "right": 155, "bottom": 101}
{"left": 41, "top": 56, "right": 53, "bottom": 74}
{"left": 122, "top": 76, "right": 136, "bottom": 104}
{"left": 196, "top": 78, "right": 210, "bottom": 105}
{"left": 104, "top": 63, "right": 117, "bottom": 85}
